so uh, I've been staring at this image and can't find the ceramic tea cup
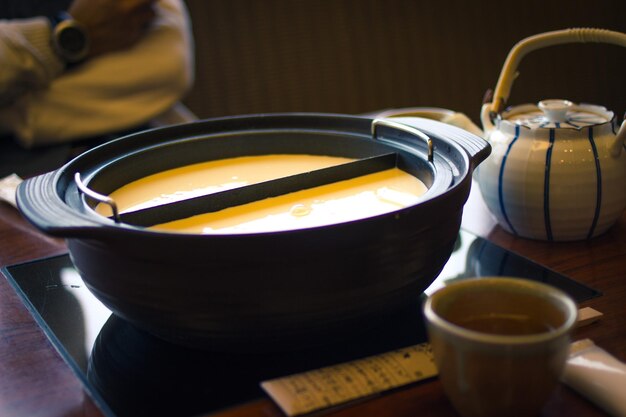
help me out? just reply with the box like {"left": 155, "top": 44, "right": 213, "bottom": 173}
{"left": 423, "top": 277, "right": 577, "bottom": 417}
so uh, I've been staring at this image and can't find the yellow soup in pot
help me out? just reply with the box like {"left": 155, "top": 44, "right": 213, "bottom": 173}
{"left": 97, "top": 154, "right": 354, "bottom": 214}
{"left": 97, "top": 154, "right": 429, "bottom": 234}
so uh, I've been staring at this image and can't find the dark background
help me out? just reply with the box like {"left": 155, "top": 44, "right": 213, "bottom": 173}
{"left": 182, "top": 0, "right": 626, "bottom": 126}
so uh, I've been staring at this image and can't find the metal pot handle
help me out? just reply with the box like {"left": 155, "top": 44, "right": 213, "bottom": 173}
{"left": 371, "top": 118, "right": 433, "bottom": 162}
{"left": 374, "top": 117, "right": 491, "bottom": 171}
{"left": 487, "top": 28, "right": 626, "bottom": 116}
{"left": 74, "top": 173, "right": 120, "bottom": 223}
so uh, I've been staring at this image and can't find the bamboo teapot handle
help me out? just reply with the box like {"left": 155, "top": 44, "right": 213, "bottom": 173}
{"left": 486, "top": 28, "right": 626, "bottom": 117}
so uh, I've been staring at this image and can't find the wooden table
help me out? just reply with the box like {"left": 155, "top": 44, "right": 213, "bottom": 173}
{"left": 1, "top": 181, "right": 624, "bottom": 417}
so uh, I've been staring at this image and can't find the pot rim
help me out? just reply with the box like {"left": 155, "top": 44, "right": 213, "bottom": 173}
{"left": 17, "top": 113, "right": 490, "bottom": 239}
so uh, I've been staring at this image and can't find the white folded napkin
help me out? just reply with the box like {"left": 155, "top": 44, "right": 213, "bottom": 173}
{"left": 0, "top": 173, "right": 23, "bottom": 208}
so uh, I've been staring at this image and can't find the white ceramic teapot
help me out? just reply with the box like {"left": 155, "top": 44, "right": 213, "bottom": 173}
{"left": 477, "top": 28, "right": 626, "bottom": 241}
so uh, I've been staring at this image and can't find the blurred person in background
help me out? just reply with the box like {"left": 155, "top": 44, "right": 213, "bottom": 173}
{"left": 0, "top": 0, "right": 195, "bottom": 176}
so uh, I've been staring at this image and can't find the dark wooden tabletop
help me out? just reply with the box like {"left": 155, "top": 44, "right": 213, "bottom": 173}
{"left": 1, "top": 180, "right": 624, "bottom": 417}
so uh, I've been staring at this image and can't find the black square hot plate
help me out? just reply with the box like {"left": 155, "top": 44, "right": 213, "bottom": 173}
{"left": 3, "top": 229, "right": 600, "bottom": 417}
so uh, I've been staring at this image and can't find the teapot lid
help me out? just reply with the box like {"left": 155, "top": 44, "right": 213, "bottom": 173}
{"left": 503, "top": 99, "right": 613, "bottom": 129}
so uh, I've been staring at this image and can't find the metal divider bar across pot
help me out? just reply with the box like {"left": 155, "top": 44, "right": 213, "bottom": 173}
{"left": 75, "top": 118, "right": 436, "bottom": 231}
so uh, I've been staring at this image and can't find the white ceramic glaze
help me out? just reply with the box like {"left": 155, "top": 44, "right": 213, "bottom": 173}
{"left": 478, "top": 101, "right": 626, "bottom": 241}
{"left": 478, "top": 28, "right": 626, "bottom": 241}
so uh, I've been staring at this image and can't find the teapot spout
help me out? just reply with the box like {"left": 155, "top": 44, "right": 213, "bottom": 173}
{"left": 439, "top": 112, "right": 484, "bottom": 137}
{"left": 610, "top": 117, "right": 626, "bottom": 157}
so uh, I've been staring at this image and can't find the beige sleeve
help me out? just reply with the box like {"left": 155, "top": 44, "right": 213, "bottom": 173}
{"left": 1, "top": 0, "right": 195, "bottom": 147}
{"left": 0, "top": 17, "right": 65, "bottom": 107}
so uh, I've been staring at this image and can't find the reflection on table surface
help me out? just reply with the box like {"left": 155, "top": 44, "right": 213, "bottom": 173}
{"left": 3, "top": 228, "right": 600, "bottom": 417}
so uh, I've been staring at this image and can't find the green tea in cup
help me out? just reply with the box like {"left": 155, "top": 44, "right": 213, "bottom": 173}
{"left": 423, "top": 277, "right": 577, "bottom": 417}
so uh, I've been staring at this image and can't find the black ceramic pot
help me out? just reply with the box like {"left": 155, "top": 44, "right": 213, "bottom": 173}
{"left": 17, "top": 113, "right": 490, "bottom": 351}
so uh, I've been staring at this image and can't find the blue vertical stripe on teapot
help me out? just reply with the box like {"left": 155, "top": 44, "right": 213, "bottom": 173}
{"left": 477, "top": 99, "right": 626, "bottom": 241}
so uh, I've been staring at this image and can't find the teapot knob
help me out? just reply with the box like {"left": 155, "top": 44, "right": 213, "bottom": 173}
{"left": 538, "top": 99, "right": 573, "bottom": 123}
